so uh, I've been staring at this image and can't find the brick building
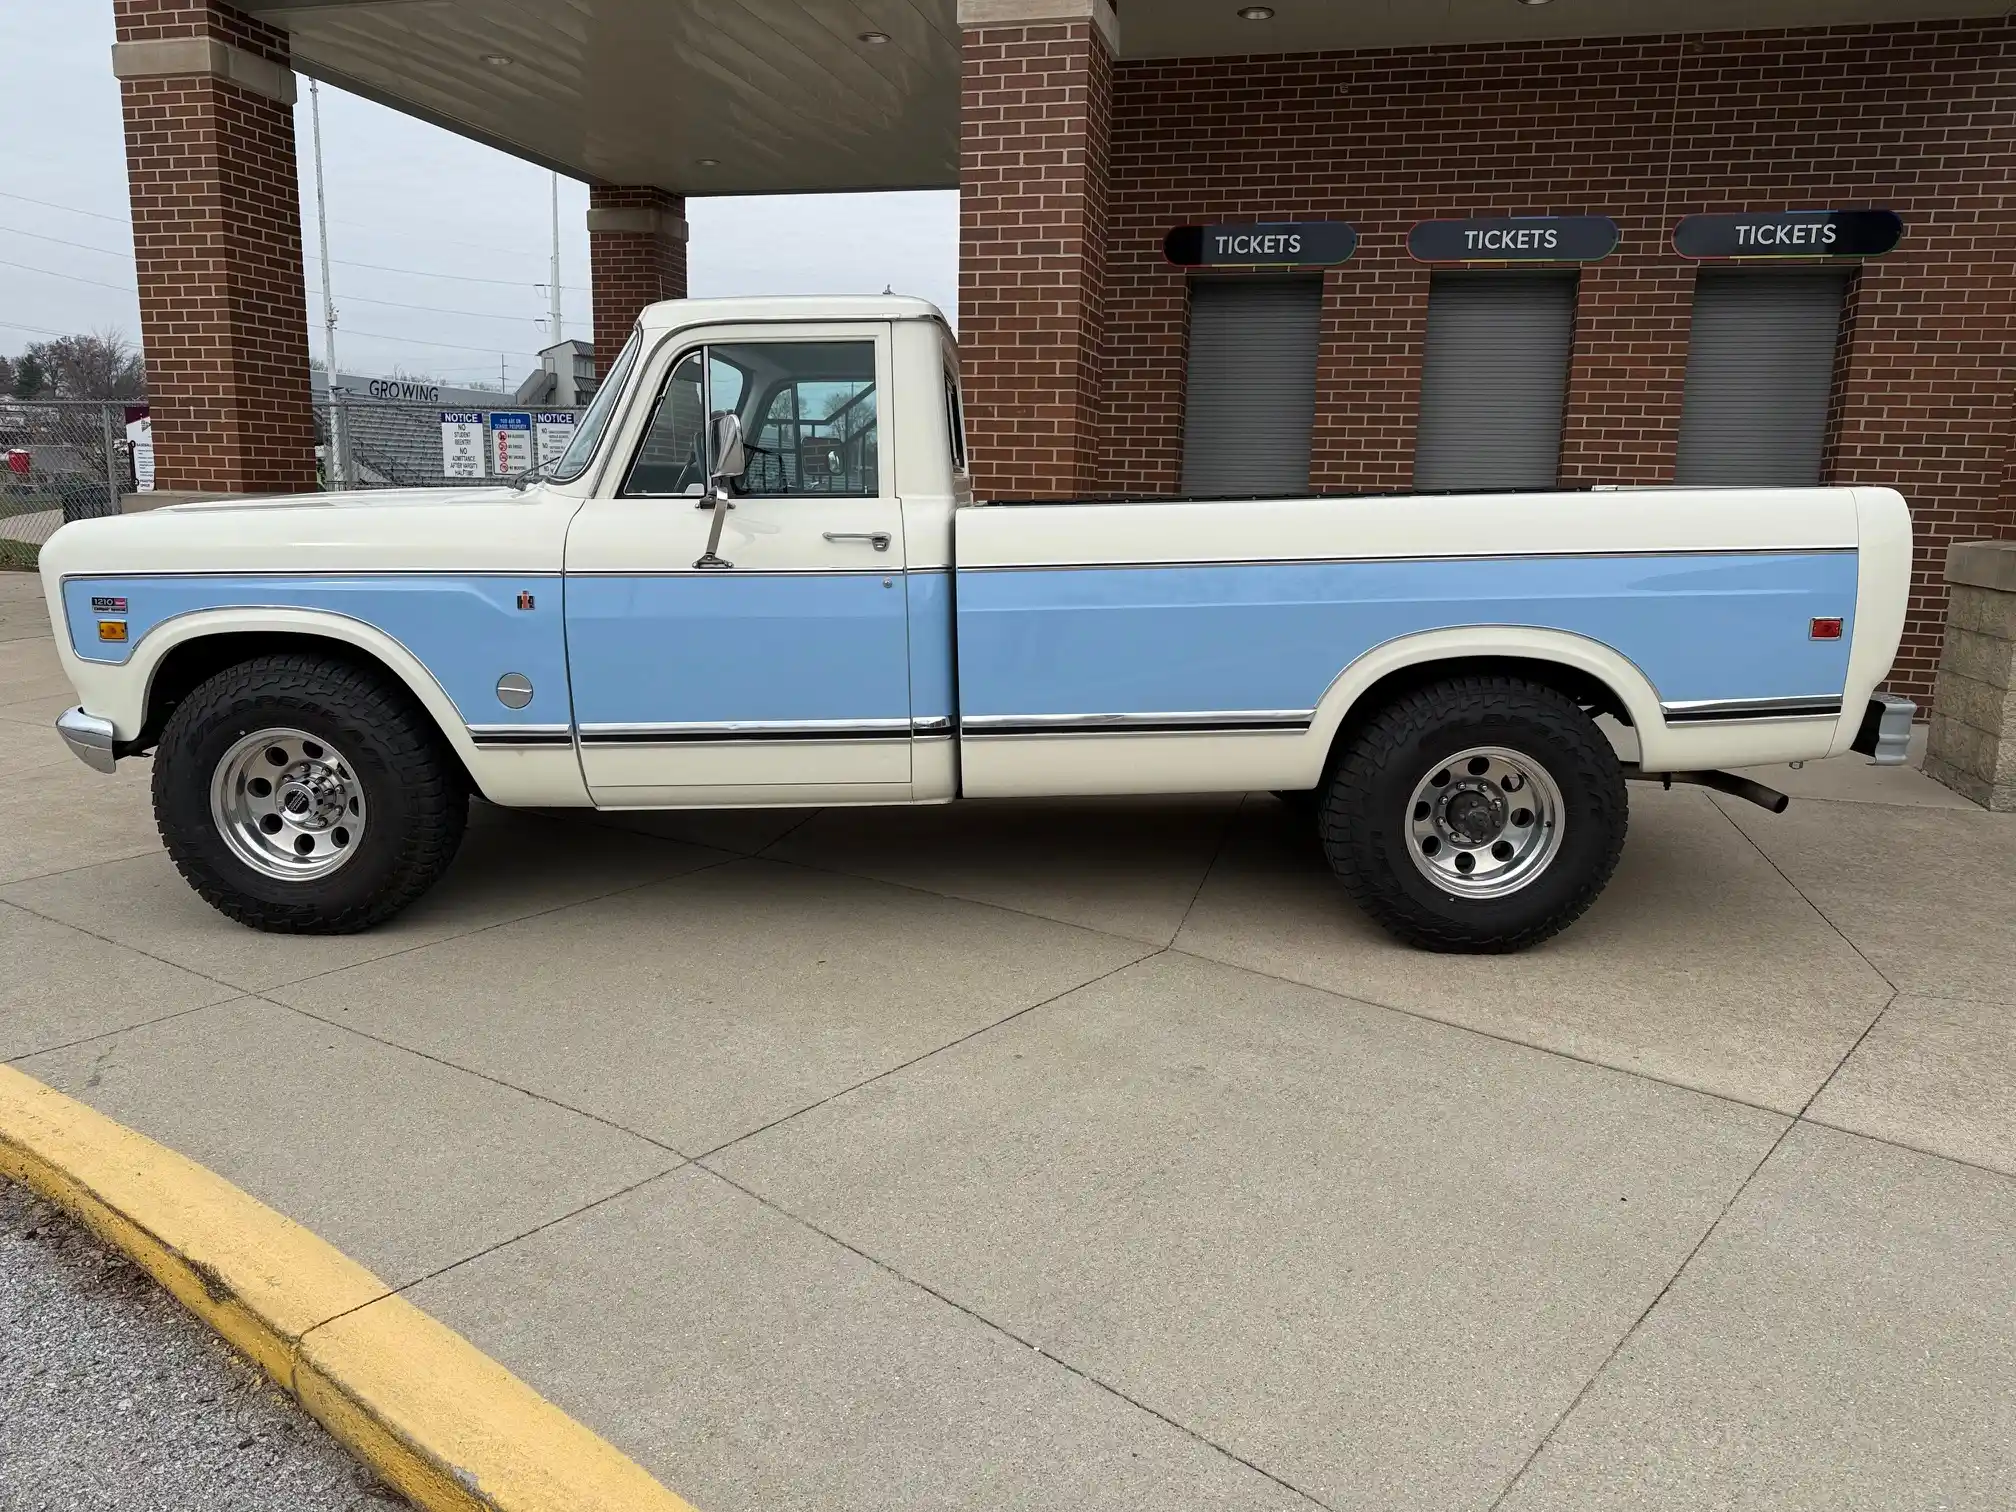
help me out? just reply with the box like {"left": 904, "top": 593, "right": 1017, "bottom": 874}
{"left": 111, "top": 0, "right": 2016, "bottom": 698}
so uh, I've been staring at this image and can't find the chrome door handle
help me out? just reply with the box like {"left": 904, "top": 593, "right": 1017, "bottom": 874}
{"left": 823, "top": 531, "right": 891, "bottom": 552}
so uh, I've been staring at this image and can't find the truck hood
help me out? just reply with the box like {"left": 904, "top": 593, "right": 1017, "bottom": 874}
{"left": 40, "top": 483, "right": 578, "bottom": 582}
{"left": 162, "top": 484, "right": 525, "bottom": 514}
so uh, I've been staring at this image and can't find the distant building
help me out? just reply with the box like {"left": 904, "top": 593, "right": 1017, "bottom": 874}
{"left": 513, "top": 340, "right": 597, "bottom": 408}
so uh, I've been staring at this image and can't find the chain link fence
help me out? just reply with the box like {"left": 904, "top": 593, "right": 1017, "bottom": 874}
{"left": 0, "top": 400, "right": 140, "bottom": 567}
{"left": 318, "top": 400, "right": 585, "bottom": 491}
{"left": 0, "top": 399, "right": 589, "bottom": 569}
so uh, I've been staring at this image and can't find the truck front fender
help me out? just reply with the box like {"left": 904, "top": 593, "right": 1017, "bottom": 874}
{"left": 79, "top": 606, "right": 482, "bottom": 775}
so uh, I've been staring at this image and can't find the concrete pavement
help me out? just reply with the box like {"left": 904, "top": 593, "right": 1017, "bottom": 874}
{"left": 3, "top": 566, "right": 2013, "bottom": 1511}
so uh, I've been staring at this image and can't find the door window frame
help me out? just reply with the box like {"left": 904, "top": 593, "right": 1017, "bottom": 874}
{"left": 595, "top": 322, "right": 895, "bottom": 504}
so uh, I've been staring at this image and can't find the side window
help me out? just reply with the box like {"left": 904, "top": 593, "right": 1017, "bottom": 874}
{"left": 944, "top": 367, "right": 968, "bottom": 473}
{"left": 621, "top": 352, "right": 708, "bottom": 496}
{"left": 714, "top": 340, "right": 878, "bottom": 497}
{"left": 617, "top": 338, "right": 879, "bottom": 499}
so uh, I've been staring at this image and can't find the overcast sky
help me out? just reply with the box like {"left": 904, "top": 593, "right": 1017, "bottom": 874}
{"left": 0, "top": 1, "right": 957, "bottom": 388}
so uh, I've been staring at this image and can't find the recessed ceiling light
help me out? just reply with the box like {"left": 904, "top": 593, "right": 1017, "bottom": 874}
{"left": 1237, "top": 5, "right": 1275, "bottom": 17}
{"left": 480, "top": 52, "right": 513, "bottom": 66}
{"left": 858, "top": 30, "right": 891, "bottom": 44}
{"left": 696, "top": 157, "right": 720, "bottom": 167}
{"left": 1516, "top": 0, "right": 1555, "bottom": 6}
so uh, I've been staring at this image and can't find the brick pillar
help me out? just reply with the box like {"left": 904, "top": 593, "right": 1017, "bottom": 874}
{"left": 958, "top": 0, "right": 1115, "bottom": 499}
{"left": 112, "top": 0, "right": 316, "bottom": 495}
{"left": 587, "top": 186, "right": 687, "bottom": 379}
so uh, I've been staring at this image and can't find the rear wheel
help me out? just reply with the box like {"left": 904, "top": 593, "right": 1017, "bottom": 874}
{"left": 152, "top": 654, "right": 467, "bottom": 933}
{"left": 1321, "top": 677, "right": 1626, "bottom": 952}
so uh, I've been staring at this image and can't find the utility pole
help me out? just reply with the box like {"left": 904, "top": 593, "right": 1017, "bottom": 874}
{"left": 309, "top": 78, "right": 347, "bottom": 490}
{"left": 548, "top": 172, "right": 564, "bottom": 347}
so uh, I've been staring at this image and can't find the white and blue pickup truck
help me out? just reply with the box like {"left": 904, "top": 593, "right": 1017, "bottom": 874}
{"left": 41, "top": 296, "right": 1915, "bottom": 952}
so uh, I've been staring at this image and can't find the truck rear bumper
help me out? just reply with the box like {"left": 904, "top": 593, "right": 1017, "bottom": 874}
{"left": 1850, "top": 693, "right": 1917, "bottom": 765}
{"left": 56, "top": 707, "right": 117, "bottom": 774}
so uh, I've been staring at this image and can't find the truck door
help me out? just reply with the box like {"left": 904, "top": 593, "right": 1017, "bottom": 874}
{"left": 563, "top": 323, "right": 913, "bottom": 805}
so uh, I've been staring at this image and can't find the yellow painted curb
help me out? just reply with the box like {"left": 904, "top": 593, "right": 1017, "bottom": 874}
{"left": 0, "top": 1063, "right": 699, "bottom": 1512}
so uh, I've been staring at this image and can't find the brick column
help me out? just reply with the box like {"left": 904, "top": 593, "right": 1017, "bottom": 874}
{"left": 587, "top": 186, "right": 687, "bottom": 379}
{"left": 958, "top": 0, "right": 1115, "bottom": 499}
{"left": 112, "top": 0, "right": 316, "bottom": 496}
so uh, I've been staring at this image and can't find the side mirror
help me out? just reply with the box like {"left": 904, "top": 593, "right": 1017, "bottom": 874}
{"left": 710, "top": 412, "right": 747, "bottom": 484}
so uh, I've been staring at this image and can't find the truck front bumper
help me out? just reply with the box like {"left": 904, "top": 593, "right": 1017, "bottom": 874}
{"left": 57, "top": 707, "right": 118, "bottom": 774}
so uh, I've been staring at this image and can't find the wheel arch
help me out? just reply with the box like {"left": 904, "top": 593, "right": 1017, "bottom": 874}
{"left": 119, "top": 609, "right": 481, "bottom": 787}
{"left": 1299, "top": 627, "right": 1663, "bottom": 787}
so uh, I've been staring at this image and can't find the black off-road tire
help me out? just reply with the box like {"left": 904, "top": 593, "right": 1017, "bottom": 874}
{"left": 1321, "top": 677, "right": 1627, "bottom": 953}
{"left": 151, "top": 654, "right": 467, "bottom": 934}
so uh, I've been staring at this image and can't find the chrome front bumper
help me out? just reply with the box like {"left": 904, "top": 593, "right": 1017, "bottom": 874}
{"left": 56, "top": 707, "right": 117, "bottom": 773}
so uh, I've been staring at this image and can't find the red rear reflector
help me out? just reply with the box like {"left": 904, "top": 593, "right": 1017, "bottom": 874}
{"left": 1810, "top": 617, "right": 1844, "bottom": 641}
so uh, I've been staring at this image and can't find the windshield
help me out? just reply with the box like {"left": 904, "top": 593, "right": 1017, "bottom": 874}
{"left": 551, "top": 331, "right": 641, "bottom": 483}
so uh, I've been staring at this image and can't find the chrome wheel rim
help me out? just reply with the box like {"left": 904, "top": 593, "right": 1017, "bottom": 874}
{"left": 209, "top": 727, "right": 366, "bottom": 882}
{"left": 1404, "top": 745, "right": 1564, "bottom": 899}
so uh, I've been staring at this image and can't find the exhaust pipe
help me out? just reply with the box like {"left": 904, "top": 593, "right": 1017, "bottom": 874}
{"left": 1623, "top": 765, "right": 1791, "bottom": 814}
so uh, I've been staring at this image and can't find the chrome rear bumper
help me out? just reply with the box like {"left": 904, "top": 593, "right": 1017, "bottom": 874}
{"left": 1851, "top": 693, "right": 1917, "bottom": 766}
{"left": 57, "top": 707, "right": 117, "bottom": 773}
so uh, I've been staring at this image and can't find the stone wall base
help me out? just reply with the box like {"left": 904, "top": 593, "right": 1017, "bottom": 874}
{"left": 1925, "top": 544, "right": 2016, "bottom": 811}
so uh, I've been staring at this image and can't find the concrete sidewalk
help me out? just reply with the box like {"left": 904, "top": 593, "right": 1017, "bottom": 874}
{"left": 3, "top": 567, "right": 2012, "bottom": 1511}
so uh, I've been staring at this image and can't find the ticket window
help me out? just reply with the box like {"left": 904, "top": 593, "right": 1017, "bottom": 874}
{"left": 1676, "top": 270, "right": 1850, "bottom": 486}
{"left": 1179, "top": 277, "right": 1324, "bottom": 496}
{"left": 1413, "top": 272, "right": 1577, "bottom": 491}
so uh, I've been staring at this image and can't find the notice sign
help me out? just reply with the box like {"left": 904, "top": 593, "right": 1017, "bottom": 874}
{"left": 1409, "top": 214, "right": 1619, "bottom": 264}
{"left": 1163, "top": 221, "right": 1358, "bottom": 268}
{"left": 1674, "top": 209, "right": 1903, "bottom": 260}
{"left": 440, "top": 411, "right": 486, "bottom": 478}
{"left": 490, "top": 411, "right": 533, "bottom": 476}
{"left": 533, "top": 411, "right": 578, "bottom": 468}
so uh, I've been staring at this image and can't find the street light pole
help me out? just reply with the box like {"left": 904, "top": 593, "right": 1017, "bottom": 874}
{"left": 309, "top": 78, "right": 347, "bottom": 489}
{"left": 548, "top": 172, "right": 564, "bottom": 347}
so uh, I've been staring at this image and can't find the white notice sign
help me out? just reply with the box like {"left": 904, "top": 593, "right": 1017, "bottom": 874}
{"left": 440, "top": 411, "right": 486, "bottom": 478}
{"left": 490, "top": 411, "right": 533, "bottom": 477}
{"left": 533, "top": 411, "right": 577, "bottom": 468}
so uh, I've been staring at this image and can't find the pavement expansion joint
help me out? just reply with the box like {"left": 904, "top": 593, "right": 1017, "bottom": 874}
{"left": 0, "top": 1062, "right": 702, "bottom": 1512}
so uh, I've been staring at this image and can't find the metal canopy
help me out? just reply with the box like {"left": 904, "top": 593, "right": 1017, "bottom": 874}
{"left": 243, "top": 0, "right": 2003, "bottom": 196}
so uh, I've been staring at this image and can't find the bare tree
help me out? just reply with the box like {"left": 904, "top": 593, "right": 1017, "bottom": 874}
{"left": 23, "top": 329, "right": 147, "bottom": 401}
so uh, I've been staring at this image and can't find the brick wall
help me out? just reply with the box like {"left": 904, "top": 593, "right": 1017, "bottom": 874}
{"left": 961, "top": 19, "right": 2016, "bottom": 699}
{"left": 115, "top": 0, "right": 316, "bottom": 494}
{"left": 959, "top": 18, "right": 1113, "bottom": 499}
{"left": 587, "top": 185, "right": 686, "bottom": 379}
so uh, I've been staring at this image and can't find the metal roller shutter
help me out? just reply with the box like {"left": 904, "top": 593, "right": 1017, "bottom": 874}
{"left": 1676, "top": 271, "right": 1848, "bottom": 486}
{"left": 1413, "top": 272, "right": 1576, "bottom": 490}
{"left": 1179, "top": 278, "right": 1323, "bottom": 495}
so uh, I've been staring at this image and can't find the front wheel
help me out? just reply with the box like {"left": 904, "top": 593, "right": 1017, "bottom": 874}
{"left": 152, "top": 654, "right": 468, "bottom": 933}
{"left": 1321, "top": 677, "right": 1627, "bottom": 952}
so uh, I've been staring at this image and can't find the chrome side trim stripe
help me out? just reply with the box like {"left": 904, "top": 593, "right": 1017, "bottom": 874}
{"left": 1661, "top": 696, "right": 1843, "bottom": 724}
{"left": 962, "top": 710, "right": 1314, "bottom": 738}
{"left": 468, "top": 723, "right": 573, "bottom": 748}
{"left": 958, "top": 546, "right": 1857, "bottom": 574}
{"left": 578, "top": 717, "right": 913, "bottom": 745}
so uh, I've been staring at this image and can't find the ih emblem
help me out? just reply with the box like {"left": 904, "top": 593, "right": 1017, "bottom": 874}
{"left": 516, "top": 591, "right": 536, "bottom": 611}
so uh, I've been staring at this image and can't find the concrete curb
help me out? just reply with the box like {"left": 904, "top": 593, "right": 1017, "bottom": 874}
{"left": 0, "top": 1063, "right": 699, "bottom": 1512}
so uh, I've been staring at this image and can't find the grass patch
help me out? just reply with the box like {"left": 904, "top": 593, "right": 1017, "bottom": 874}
{"left": 0, "top": 538, "right": 40, "bottom": 572}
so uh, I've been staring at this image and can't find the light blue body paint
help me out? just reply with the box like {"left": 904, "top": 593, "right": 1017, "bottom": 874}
{"left": 564, "top": 571, "right": 912, "bottom": 727}
{"left": 62, "top": 549, "right": 1858, "bottom": 741}
{"left": 952, "top": 552, "right": 1858, "bottom": 717}
{"left": 62, "top": 574, "right": 568, "bottom": 727}
{"left": 904, "top": 570, "right": 956, "bottom": 723}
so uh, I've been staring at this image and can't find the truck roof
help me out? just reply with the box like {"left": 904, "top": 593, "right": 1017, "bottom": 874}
{"left": 636, "top": 294, "right": 950, "bottom": 330}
